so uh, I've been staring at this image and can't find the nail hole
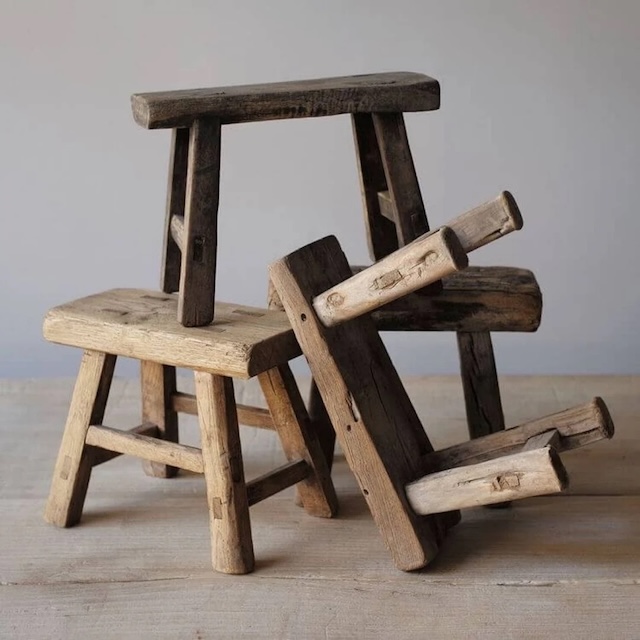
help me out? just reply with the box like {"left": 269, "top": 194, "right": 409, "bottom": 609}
{"left": 363, "top": 489, "right": 369, "bottom": 496}
{"left": 346, "top": 424, "right": 351, "bottom": 432}
{"left": 301, "top": 313, "right": 307, "bottom": 321}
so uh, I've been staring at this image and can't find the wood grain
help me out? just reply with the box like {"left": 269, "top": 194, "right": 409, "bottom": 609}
{"left": 259, "top": 365, "right": 338, "bottom": 518}
{"left": 457, "top": 331, "right": 506, "bottom": 439}
{"left": 269, "top": 235, "right": 456, "bottom": 571}
{"left": 43, "top": 289, "right": 301, "bottom": 379}
{"left": 312, "top": 227, "right": 467, "bottom": 327}
{"left": 178, "top": 118, "right": 221, "bottom": 327}
{"left": 406, "top": 446, "right": 569, "bottom": 514}
{"left": 246, "top": 460, "right": 310, "bottom": 506}
{"left": 140, "top": 361, "right": 179, "bottom": 478}
{"left": 132, "top": 72, "right": 440, "bottom": 129}
{"left": 161, "top": 128, "right": 189, "bottom": 293}
{"left": 85, "top": 424, "right": 204, "bottom": 474}
{"left": 269, "top": 266, "right": 543, "bottom": 333}
{"left": 44, "top": 350, "right": 116, "bottom": 527}
{"left": 194, "top": 372, "right": 254, "bottom": 574}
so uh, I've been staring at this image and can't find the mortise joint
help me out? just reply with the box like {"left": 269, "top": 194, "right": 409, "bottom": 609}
{"left": 491, "top": 474, "right": 521, "bottom": 491}
{"left": 192, "top": 236, "right": 205, "bottom": 263}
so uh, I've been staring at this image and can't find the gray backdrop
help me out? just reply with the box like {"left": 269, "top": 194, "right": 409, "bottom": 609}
{"left": 1, "top": 0, "right": 638, "bottom": 377}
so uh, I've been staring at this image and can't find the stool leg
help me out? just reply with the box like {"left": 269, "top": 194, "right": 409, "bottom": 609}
{"left": 140, "top": 361, "right": 179, "bottom": 478}
{"left": 194, "top": 371, "right": 254, "bottom": 574}
{"left": 308, "top": 378, "right": 336, "bottom": 470}
{"left": 456, "top": 331, "right": 506, "bottom": 439}
{"left": 259, "top": 365, "right": 338, "bottom": 518}
{"left": 44, "top": 350, "right": 116, "bottom": 527}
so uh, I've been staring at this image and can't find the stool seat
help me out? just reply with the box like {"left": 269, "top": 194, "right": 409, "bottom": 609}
{"left": 43, "top": 288, "right": 301, "bottom": 379}
{"left": 132, "top": 72, "right": 440, "bottom": 129}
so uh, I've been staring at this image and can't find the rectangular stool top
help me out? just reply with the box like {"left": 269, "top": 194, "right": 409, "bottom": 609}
{"left": 43, "top": 289, "right": 301, "bottom": 379}
{"left": 132, "top": 72, "right": 440, "bottom": 129}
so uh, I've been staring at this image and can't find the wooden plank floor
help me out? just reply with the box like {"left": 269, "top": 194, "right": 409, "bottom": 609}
{"left": 2, "top": 375, "right": 639, "bottom": 638}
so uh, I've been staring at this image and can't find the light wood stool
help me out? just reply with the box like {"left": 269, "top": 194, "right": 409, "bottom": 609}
{"left": 43, "top": 289, "right": 338, "bottom": 574}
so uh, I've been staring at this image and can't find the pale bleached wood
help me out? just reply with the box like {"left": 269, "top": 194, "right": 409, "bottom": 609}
{"left": 161, "top": 128, "right": 189, "bottom": 293}
{"left": 407, "top": 446, "right": 569, "bottom": 514}
{"left": 448, "top": 191, "right": 523, "bottom": 252}
{"left": 171, "top": 391, "right": 275, "bottom": 429}
{"left": 246, "top": 459, "right": 311, "bottom": 506}
{"left": 89, "top": 423, "right": 159, "bottom": 466}
{"left": 457, "top": 331, "right": 506, "bottom": 439}
{"left": 194, "top": 372, "right": 254, "bottom": 574}
{"left": 44, "top": 350, "right": 116, "bottom": 527}
{"left": 132, "top": 72, "right": 440, "bottom": 129}
{"left": 178, "top": 117, "right": 221, "bottom": 327}
{"left": 269, "top": 265, "right": 543, "bottom": 333}
{"left": 169, "top": 213, "right": 185, "bottom": 252}
{"left": 85, "top": 424, "right": 204, "bottom": 474}
{"left": 43, "top": 289, "right": 301, "bottom": 379}
{"left": 312, "top": 227, "right": 467, "bottom": 327}
{"left": 523, "top": 429, "right": 561, "bottom": 451}
{"left": 258, "top": 364, "right": 338, "bottom": 518}
{"left": 270, "top": 235, "right": 453, "bottom": 571}
{"left": 424, "top": 398, "right": 614, "bottom": 471}
{"left": 140, "top": 361, "right": 179, "bottom": 478}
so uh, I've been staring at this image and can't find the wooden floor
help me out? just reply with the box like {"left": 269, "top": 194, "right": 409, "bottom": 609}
{"left": 2, "top": 375, "right": 639, "bottom": 638}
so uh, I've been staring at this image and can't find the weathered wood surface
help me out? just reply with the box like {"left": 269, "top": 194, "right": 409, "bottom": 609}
{"left": 43, "top": 289, "right": 301, "bottom": 379}
{"left": 132, "top": 72, "right": 440, "bottom": 129}
{"left": 161, "top": 128, "right": 189, "bottom": 293}
{"left": 270, "top": 235, "right": 456, "bottom": 571}
{"left": 177, "top": 118, "right": 221, "bottom": 327}
{"left": 2, "top": 376, "right": 638, "bottom": 638}
{"left": 407, "top": 445, "right": 568, "bottom": 514}
{"left": 269, "top": 266, "right": 542, "bottom": 332}
{"left": 312, "top": 228, "right": 467, "bottom": 327}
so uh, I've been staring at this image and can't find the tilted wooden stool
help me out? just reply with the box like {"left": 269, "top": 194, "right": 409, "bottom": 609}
{"left": 269, "top": 198, "right": 614, "bottom": 571}
{"left": 43, "top": 291, "right": 338, "bottom": 574}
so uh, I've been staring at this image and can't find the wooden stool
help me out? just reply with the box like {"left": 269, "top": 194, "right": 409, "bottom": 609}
{"left": 43, "top": 289, "right": 338, "bottom": 574}
{"left": 269, "top": 205, "right": 614, "bottom": 571}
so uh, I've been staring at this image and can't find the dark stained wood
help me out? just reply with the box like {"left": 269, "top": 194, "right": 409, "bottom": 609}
{"left": 352, "top": 113, "right": 399, "bottom": 260}
{"left": 246, "top": 460, "right": 311, "bottom": 506}
{"left": 372, "top": 113, "right": 430, "bottom": 245}
{"left": 456, "top": 332, "right": 506, "bottom": 440}
{"left": 308, "top": 380, "right": 336, "bottom": 470}
{"left": 269, "top": 235, "right": 457, "bottom": 571}
{"left": 132, "top": 72, "right": 440, "bottom": 129}
{"left": 178, "top": 118, "right": 221, "bottom": 327}
{"left": 140, "top": 361, "right": 179, "bottom": 478}
{"left": 161, "top": 128, "right": 189, "bottom": 293}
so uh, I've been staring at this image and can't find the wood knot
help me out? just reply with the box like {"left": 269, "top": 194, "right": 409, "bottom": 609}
{"left": 326, "top": 292, "right": 344, "bottom": 308}
{"left": 491, "top": 474, "right": 521, "bottom": 492}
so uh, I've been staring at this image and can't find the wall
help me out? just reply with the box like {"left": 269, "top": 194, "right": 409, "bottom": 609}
{"left": 1, "top": 0, "right": 638, "bottom": 376}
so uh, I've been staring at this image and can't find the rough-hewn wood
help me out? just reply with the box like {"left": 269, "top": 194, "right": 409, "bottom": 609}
{"left": 457, "top": 332, "right": 506, "bottom": 439}
{"left": 270, "top": 235, "right": 454, "bottom": 571}
{"left": 43, "top": 289, "right": 301, "bottom": 379}
{"left": 270, "top": 266, "right": 542, "bottom": 333}
{"left": 308, "top": 379, "right": 336, "bottom": 469}
{"left": 406, "top": 446, "right": 569, "bottom": 514}
{"left": 373, "top": 112, "right": 430, "bottom": 246}
{"left": 424, "top": 398, "right": 614, "bottom": 471}
{"left": 352, "top": 113, "right": 399, "bottom": 260}
{"left": 246, "top": 460, "right": 311, "bottom": 506}
{"left": 194, "top": 372, "right": 254, "bottom": 574}
{"left": 171, "top": 391, "right": 275, "bottom": 429}
{"left": 44, "top": 351, "right": 116, "bottom": 527}
{"left": 132, "top": 72, "right": 440, "bottom": 129}
{"left": 259, "top": 365, "right": 338, "bottom": 518}
{"left": 523, "top": 429, "right": 561, "bottom": 451}
{"left": 178, "top": 118, "right": 221, "bottom": 327}
{"left": 169, "top": 214, "right": 185, "bottom": 252}
{"left": 140, "top": 361, "right": 179, "bottom": 478}
{"left": 312, "top": 228, "right": 467, "bottom": 327}
{"left": 89, "top": 423, "right": 159, "bottom": 466}
{"left": 85, "top": 424, "right": 204, "bottom": 474}
{"left": 161, "top": 128, "right": 189, "bottom": 293}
